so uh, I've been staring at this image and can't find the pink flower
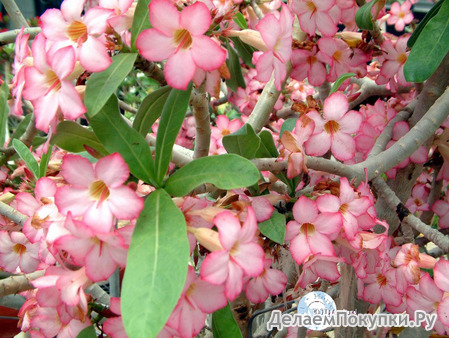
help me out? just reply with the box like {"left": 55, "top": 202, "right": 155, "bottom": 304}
{"left": 387, "top": 1, "right": 413, "bottom": 32}
{"left": 137, "top": 0, "right": 226, "bottom": 90}
{"left": 432, "top": 198, "right": 449, "bottom": 229}
{"left": 103, "top": 297, "right": 127, "bottom": 338}
{"left": 23, "top": 34, "right": 86, "bottom": 133}
{"left": 291, "top": 45, "right": 327, "bottom": 87}
{"left": 305, "top": 92, "right": 362, "bottom": 161}
{"left": 211, "top": 115, "right": 243, "bottom": 147}
{"left": 55, "top": 153, "right": 144, "bottom": 232}
{"left": 291, "top": 0, "right": 338, "bottom": 37}
{"left": 40, "top": 0, "right": 113, "bottom": 72}
{"left": 296, "top": 254, "right": 341, "bottom": 288}
{"left": 200, "top": 207, "right": 265, "bottom": 301}
{"left": 376, "top": 36, "right": 411, "bottom": 89}
{"left": 11, "top": 28, "right": 32, "bottom": 116}
{"left": 255, "top": 4, "right": 293, "bottom": 90}
{"left": 0, "top": 231, "right": 40, "bottom": 273}
{"left": 317, "top": 37, "right": 352, "bottom": 82}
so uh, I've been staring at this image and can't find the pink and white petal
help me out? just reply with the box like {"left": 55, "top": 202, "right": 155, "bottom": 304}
{"left": 262, "top": 268, "right": 287, "bottom": 295}
{"left": 305, "top": 132, "right": 331, "bottom": 157}
{"left": 438, "top": 297, "right": 449, "bottom": 327}
{"left": 95, "top": 153, "right": 130, "bottom": 187}
{"left": 59, "top": 81, "right": 87, "bottom": 120}
{"left": 339, "top": 177, "right": 355, "bottom": 204}
{"left": 308, "top": 232, "right": 336, "bottom": 257}
{"left": 225, "top": 262, "right": 244, "bottom": 301}
{"left": 148, "top": 0, "right": 180, "bottom": 35}
{"left": 338, "top": 110, "right": 362, "bottom": 134}
{"left": 191, "top": 36, "right": 226, "bottom": 71}
{"left": 316, "top": 194, "right": 341, "bottom": 213}
{"left": 433, "top": 200, "right": 449, "bottom": 217}
{"left": 180, "top": 2, "right": 211, "bottom": 36}
{"left": 314, "top": 259, "right": 340, "bottom": 281}
{"left": 60, "top": 0, "right": 84, "bottom": 21}
{"left": 246, "top": 277, "right": 268, "bottom": 303}
{"left": 347, "top": 196, "right": 371, "bottom": 216}
{"left": 107, "top": 186, "right": 144, "bottom": 220}
{"left": 137, "top": 29, "right": 176, "bottom": 62}
{"left": 435, "top": 260, "right": 449, "bottom": 292}
{"left": 289, "top": 234, "right": 311, "bottom": 265}
{"left": 200, "top": 250, "right": 230, "bottom": 285}
{"left": 15, "top": 193, "right": 40, "bottom": 216}
{"left": 35, "top": 177, "right": 57, "bottom": 200}
{"left": 40, "top": 10, "right": 69, "bottom": 40}
{"left": 0, "top": 251, "right": 20, "bottom": 272}
{"left": 85, "top": 243, "right": 117, "bottom": 281}
{"left": 285, "top": 220, "right": 301, "bottom": 242}
{"left": 314, "top": 212, "right": 342, "bottom": 236}
{"left": 103, "top": 317, "right": 126, "bottom": 338}
{"left": 255, "top": 51, "right": 274, "bottom": 83}
{"left": 83, "top": 7, "right": 112, "bottom": 35}
{"left": 239, "top": 206, "right": 258, "bottom": 243}
{"left": 315, "top": 12, "right": 338, "bottom": 37}
{"left": 165, "top": 50, "right": 196, "bottom": 90}
{"left": 297, "top": 13, "right": 317, "bottom": 36}
{"left": 51, "top": 46, "right": 76, "bottom": 79}
{"left": 54, "top": 236, "right": 91, "bottom": 265}
{"left": 19, "top": 252, "right": 40, "bottom": 273}
{"left": 251, "top": 197, "right": 274, "bottom": 222}
{"left": 323, "top": 93, "right": 348, "bottom": 121}
{"left": 33, "top": 93, "right": 60, "bottom": 133}
{"left": 214, "top": 211, "right": 241, "bottom": 250}
{"left": 233, "top": 242, "right": 265, "bottom": 277}
{"left": 79, "top": 37, "right": 112, "bottom": 73}
{"left": 256, "top": 14, "right": 281, "bottom": 50}
{"left": 342, "top": 213, "right": 359, "bottom": 240}
{"left": 293, "top": 196, "right": 318, "bottom": 224}
{"left": 83, "top": 202, "right": 114, "bottom": 232}
{"left": 363, "top": 282, "right": 382, "bottom": 304}
{"left": 191, "top": 279, "right": 227, "bottom": 313}
{"left": 308, "top": 61, "right": 327, "bottom": 86}
{"left": 55, "top": 187, "right": 93, "bottom": 216}
{"left": 23, "top": 68, "right": 48, "bottom": 101}
{"left": 331, "top": 132, "right": 355, "bottom": 161}
{"left": 410, "top": 146, "right": 428, "bottom": 164}
{"left": 61, "top": 154, "right": 95, "bottom": 187}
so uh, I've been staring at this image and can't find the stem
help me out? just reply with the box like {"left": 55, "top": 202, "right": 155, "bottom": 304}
{"left": 0, "top": 270, "right": 44, "bottom": 297}
{"left": 191, "top": 84, "right": 211, "bottom": 159}
{"left": 0, "top": 0, "right": 29, "bottom": 29}
{"left": 0, "top": 27, "right": 40, "bottom": 46}
{"left": 0, "top": 201, "right": 27, "bottom": 226}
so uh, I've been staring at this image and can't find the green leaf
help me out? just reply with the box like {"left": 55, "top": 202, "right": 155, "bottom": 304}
{"left": 355, "top": 0, "right": 379, "bottom": 30}
{"left": 154, "top": 83, "right": 192, "bottom": 184}
{"left": 255, "top": 130, "right": 279, "bottom": 158}
{"left": 0, "top": 81, "right": 9, "bottom": 145}
{"left": 233, "top": 12, "right": 248, "bottom": 30}
{"left": 88, "top": 96, "right": 155, "bottom": 185}
{"left": 39, "top": 145, "right": 53, "bottom": 178}
{"left": 133, "top": 86, "right": 171, "bottom": 136}
{"left": 85, "top": 53, "right": 137, "bottom": 118}
{"left": 164, "top": 154, "right": 261, "bottom": 196}
{"left": 225, "top": 40, "right": 246, "bottom": 92}
{"left": 258, "top": 209, "right": 286, "bottom": 244}
{"left": 131, "top": 0, "right": 151, "bottom": 51}
{"left": 279, "top": 118, "right": 297, "bottom": 137}
{"left": 230, "top": 37, "right": 256, "bottom": 68}
{"left": 212, "top": 303, "right": 243, "bottom": 338}
{"left": 52, "top": 121, "right": 108, "bottom": 154}
{"left": 330, "top": 73, "right": 356, "bottom": 94}
{"left": 408, "top": 0, "right": 445, "bottom": 48}
{"left": 122, "top": 189, "right": 189, "bottom": 337}
{"left": 223, "top": 124, "right": 261, "bottom": 159}
{"left": 76, "top": 326, "right": 97, "bottom": 338}
{"left": 404, "top": 0, "right": 449, "bottom": 82}
{"left": 12, "top": 139, "right": 39, "bottom": 179}
{"left": 10, "top": 114, "right": 31, "bottom": 141}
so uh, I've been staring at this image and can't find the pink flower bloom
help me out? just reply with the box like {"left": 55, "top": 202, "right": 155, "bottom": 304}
{"left": 296, "top": 254, "right": 341, "bottom": 288}
{"left": 0, "top": 231, "right": 40, "bottom": 273}
{"left": 137, "top": 0, "right": 226, "bottom": 90}
{"left": 100, "top": 0, "right": 134, "bottom": 45}
{"left": 291, "top": 45, "right": 327, "bottom": 87}
{"left": 200, "top": 207, "right": 265, "bottom": 301}
{"left": 432, "top": 198, "right": 449, "bottom": 229}
{"left": 211, "top": 115, "right": 243, "bottom": 147}
{"left": 291, "top": 0, "right": 338, "bottom": 37}
{"left": 305, "top": 92, "right": 362, "bottom": 161}
{"left": 255, "top": 4, "right": 293, "bottom": 90}
{"left": 387, "top": 1, "right": 413, "bottom": 32}
{"left": 405, "top": 183, "right": 430, "bottom": 214}
{"left": 11, "top": 28, "right": 32, "bottom": 116}
{"left": 285, "top": 196, "right": 341, "bottom": 265}
{"left": 55, "top": 153, "right": 144, "bottom": 232}
{"left": 317, "top": 37, "right": 352, "bottom": 82}
{"left": 23, "top": 34, "right": 86, "bottom": 133}
{"left": 103, "top": 297, "right": 127, "bottom": 338}
{"left": 40, "top": 0, "right": 113, "bottom": 72}
{"left": 244, "top": 258, "right": 287, "bottom": 303}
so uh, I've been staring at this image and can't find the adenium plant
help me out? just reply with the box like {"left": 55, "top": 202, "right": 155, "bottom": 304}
{"left": 0, "top": 0, "right": 448, "bottom": 336}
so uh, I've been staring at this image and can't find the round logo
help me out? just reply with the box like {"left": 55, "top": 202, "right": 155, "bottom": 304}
{"left": 297, "top": 291, "right": 337, "bottom": 331}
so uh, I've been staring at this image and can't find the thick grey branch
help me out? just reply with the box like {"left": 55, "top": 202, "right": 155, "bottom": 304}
{"left": 0, "top": 0, "right": 29, "bottom": 28}
{"left": 0, "top": 201, "right": 27, "bottom": 226}
{"left": 191, "top": 85, "right": 211, "bottom": 159}
{"left": 0, "top": 270, "right": 44, "bottom": 297}
{"left": 0, "top": 27, "right": 40, "bottom": 46}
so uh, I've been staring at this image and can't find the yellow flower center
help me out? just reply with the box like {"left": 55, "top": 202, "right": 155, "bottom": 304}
{"left": 300, "top": 223, "right": 316, "bottom": 235}
{"left": 89, "top": 180, "right": 110, "bottom": 202}
{"left": 324, "top": 120, "right": 340, "bottom": 134}
{"left": 397, "top": 53, "right": 407, "bottom": 64}
{"left": 174, "top": 29, "right": 193, "bottom": 51}
{"left": 13, "top": 243, "right": 27, "bottom": 255}
{"left": 67, "top": 21, "right": 88, "bottom": 43}
{"left": 45, "top": 70, "right": 61, "bottom": 93}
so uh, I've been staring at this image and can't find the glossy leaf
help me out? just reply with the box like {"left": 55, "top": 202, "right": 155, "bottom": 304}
{"left": 85, "top": 53, "right": 137, "bottom": 118}
{"left": 258, "top": 209, "right": 286, "bottom": 244}
{"left": 225, "top": 40, "right": 246, "bottom": 92}
{"left": 131, "top": 0, "right": 152, "bottom": 51}
{"left": 52, "top": 121, "right": 107, "bottom": 154}
{"left": 279, "top": 118, "right": 297, "bottom": 137}
{"left": 122, "top": 189, "right": 189, "bottom": 337}
{"left": 408, "top": 0, "right": 444, "bottom": 48}
{"left": 154, "top": 83, "right": 192, "bottom": 185}
{"left": 88, "top": 96, "right": 155, "bottom": 185}
{"left": 39, "top": 145, "right": 53, "bottom": 178}
{"left": 12, "top": 139, "right": 39, "bottom": 179}
{"left": 223, "top": 124, "right": 261, "bottom": 159}
{"left": 355, "top": 0, "right": 378, "bottom": 30}
{"left": 330, "top": 73, "right": 356, "bottom": 94}
{"left": 10, "top": 114, "right": 31, "bottom": 141}
{"left": 133, "top": 86, "right": 171, "bottom": 136}
{"left": 256, "top": 130, "right": 279, "bottom": 158}
{"left": 404, "top": 0, "right": 449, "bottom": 82}
{"left": 164, "top": 154, "right": 260, "bottom": 196}
{"left": 233, "top": 12, "right": 248, "bottom": 29}
{"left": 0, "top": 82, "right": 9, "bottom": 145}
{"left": 230, "top": 37, "right": 256, "bottom": 68}
{"left": 212, "top": 303, "right": 243, "bottom": 338}
{"left": 76, "top": 326, "right": 97, "bottom": 338}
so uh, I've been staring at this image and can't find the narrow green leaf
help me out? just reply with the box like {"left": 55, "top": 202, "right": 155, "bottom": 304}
{"left": 76, "top": 326, "right": 97, "bottom": 338}
{"left": 10, "top": 114, "right": 31, "bottom": 141}
{"left": 230, "top": 37, "right": 256, "bottom": 68}
{"left": 258, "top": 209, "right": 286, "bottom": 244}
{"left": 154, "top": 83, "right": 193, "bottom": 184}
{"left": 39, "top": 145, "right": 53, "bottom": 178}
{"left": 85, "top": 53, "right": 137, "bottom": 118}
{"left": 212, "top": 303, "right": 243, "bottom": 338}
{"left": 355, "top": 0, "right": 379, "bottom": 30}
{"left": 408, "top": 0, "right": 445, "bottom": 48}
{"left": 131, "top": 0, "right": 151, "bottom": 51}
{"left": 330, "top": 73, "right": 356, "bottom": 94}
{"left": 122, "top": 189, "right": 189, "bottom": 337}
{"left": 222, "top": 124, "right": 261, "bottom": 159}
{"left": 225, "top": 40, "right": 246, "bottom": 92}
{"left": 88, "top": 96, "right": 155, "bottom": 184}
{"left": 164, "top": 154, "right": 260, "bottom": 196}
{"left": 0, "top": 82, "right": 9, "bottom": 145}
{"left": 233, "top": 12, "right": 248, "bottom": 30}
{"left": 52, "top": 121, "right": 107, "bottom": 154}
{"left": 12, "top": 139, "right": 39, "bottom": 179}
{"left": 279, "top": 118, "right": 297, "bottom": 137}
{"left": 404, "top": 0, "right": 449, "bottom": 82}
{"left": 258, "top": 130, "right": 279, "bottom": 157}
{"left": 133, "top": 86, "right": 171, "bottom": 136}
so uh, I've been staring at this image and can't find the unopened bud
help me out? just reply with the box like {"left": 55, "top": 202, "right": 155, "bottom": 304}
{"left": 187, "top": 226, "right": 223, "bottom": 252}
{"left": 226, "top": 29, "right": 267, "bottom": 52}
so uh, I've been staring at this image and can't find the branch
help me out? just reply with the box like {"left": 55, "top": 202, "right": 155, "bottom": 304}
{"left": 0, "top": 201, "right": 27, "bottom": 226}
{"left": 118, "top": 100, "right": 137, "bottom": 114}
{"left": 0, "top": 0, "right": 29, "bottom": 29}
{"left": 250, "top": 0, "right": 264, "bottom": 19}
{"left": 190, "top": 84, "right": 211, "bottom": 159}
{"left": 0, "top": 27, "right": 40, "bottom": 46}
{"left": 0, "top": 270, "right": 44, "bottom": 297}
